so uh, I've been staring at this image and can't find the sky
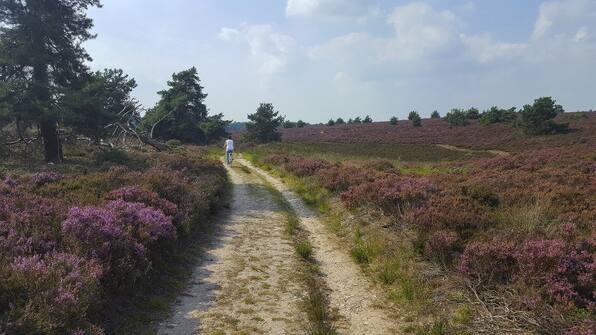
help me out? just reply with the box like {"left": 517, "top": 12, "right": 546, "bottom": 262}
{"left": 85, "top": 0, "right": 596, "bottom": 122}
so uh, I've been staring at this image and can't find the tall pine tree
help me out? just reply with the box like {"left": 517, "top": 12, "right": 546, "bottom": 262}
{"left": 142, "top": 67, "right": 228, "bottom": 144}
{"left": 0, "top": 0, "right": 101, "bottom": 162}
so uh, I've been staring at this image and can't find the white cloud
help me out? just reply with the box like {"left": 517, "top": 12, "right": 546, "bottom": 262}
{"left": 218, "top": 24, "right": 296, "bottom": 76}
{"left": 286, "top": 0, "right": 379, "bottom": 22}
{"left": 310, "top": 0, "right": 596, "bottom": 82}
{"left": 382, "top": 2, "right": 459, "bottom": 60}
{"left": 532, "top": 0, "right": 596, "bottom": 40}
{"left": 217, "top": 27, "right": 240, "bottom": 41}
{"left": 461, "top": 33, "right": 527, "bottom": 64}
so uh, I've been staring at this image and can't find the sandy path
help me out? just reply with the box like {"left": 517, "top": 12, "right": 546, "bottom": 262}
{"left": 158, "top": 164, "right": 308, "bottom": 334}
{"left": 238, "top": 158, "right": 402, "bottom": 335}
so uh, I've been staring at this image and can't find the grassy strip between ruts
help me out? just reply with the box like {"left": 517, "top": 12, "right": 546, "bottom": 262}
{"left": 241, "top": 151, "right": 474, "bottom": 335}
{"left": 235, "top": 162, "right": 337, "bottom": 335}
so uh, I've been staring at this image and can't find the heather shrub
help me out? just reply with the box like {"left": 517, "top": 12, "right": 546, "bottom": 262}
{"left": 105, "top": 186, "right": 181, "bottom": 222}
{"left": 62, "top": 206, "right": 149, "bottom": 290}
{"left": 8, "top": 253, "right": 102, "bottom": 334}
{"left": 563, "top": 321, "right": 596, "bottom": 335}
{"left": 263, "top": 153, "right": 290, "bottom": 165}
{"left": 423, "top": 230, "right": 459, "bottom": 266}
{"left": 284, "top": 157, "right": 332, "bottom": 177}
{"left": 341, "top": 175, "right": 438, "bottom": 215}
{"left": 316, "top": 165, "right": 379, "bottom": 192}
{"left": 458, "top": 239, "right": 517, "bottom": 286}
{"left": 516, "top": 238, "right": 594, "bottom": 308}
{"left": 405, "top": 194, "right": 494, "bottom": 240}
{"left": 32, "top": 171, "right": 64, "bottom": 187}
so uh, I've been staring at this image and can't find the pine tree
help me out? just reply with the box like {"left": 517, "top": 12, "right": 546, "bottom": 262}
{"left": 142, "top": 67, "right": 227, "bottom": 144}
{"left": 0, "top": 0, "right": 102, "bottom": 162}
{"left": 245, "top": 103, "right": 284, "bottom": 143}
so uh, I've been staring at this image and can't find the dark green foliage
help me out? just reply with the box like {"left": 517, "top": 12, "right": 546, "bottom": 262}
{"left": 465, "top": 108, "right": 480, "bottom": 120}
{"left": 431, "top": 110, "right": 440, "bottom": 119}
{"left": 63, "top": 69, "right": 137, "bottom": 143}
{"left": 283, "top": 120, "right": 297, "bottom": 128}
{"left": 363, "top": 115, "right": 373, "bottom": 123}
{"left": 245, "top": 103, "right": 284, "bottom": 143}
{"left": 409, "top": 111, "right": 422, "bottom": 127}
{"left": 296, "top": 120, "right": 306, "bottom": 128}
{"left": 353, "top": 116, "right": 362, "bottom": 124}
{"left": 327, "top": 119, "right": 335, "bottom": 126}
{"left": 335, "top": 117, "right": 345, "bottom": 125}
{"left": 141, "top": 67, "right": 229, "bottom": 144}
{"left": 517, "top": 97, "right": 568, "bottom": 135}
{"left": 0, "top": 0, "right": 102, "bottom": 162}
{"left": 445, "top": 109, "right": 469, "bottom": 127}
{"left": 390, "top": 116, "right": 398, "bottom": 125}
{"left": 480, "top": 106, "right": 517, "bottom": 125}
{"left": 347, "top": 118, "right": 354, "bottom": 124}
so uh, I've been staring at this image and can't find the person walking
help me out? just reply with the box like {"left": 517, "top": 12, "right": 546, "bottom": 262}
{"left": 224, "top": 136, "right": 234, "bottom": 165}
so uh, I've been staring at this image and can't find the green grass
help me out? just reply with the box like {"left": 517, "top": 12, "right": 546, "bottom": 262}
{"left": 250, "top": 142, "right": 492, "bottom": 163}
{"left": 296, "top": 240, "right": 313, "bottom": 260}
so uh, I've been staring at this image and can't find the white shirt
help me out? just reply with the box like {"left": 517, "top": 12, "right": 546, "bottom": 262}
{"left": 225, "top": 139, "right": 234, "bottom": 151}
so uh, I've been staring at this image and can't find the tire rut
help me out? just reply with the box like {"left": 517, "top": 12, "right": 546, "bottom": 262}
{"left": 158, "top": 163, "right": 308, "bottom": 334}
{"left": 237, "top": 158, "right": 403, "bottom": 335}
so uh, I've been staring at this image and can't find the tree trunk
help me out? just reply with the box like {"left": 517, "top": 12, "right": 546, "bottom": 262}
{"left": 40, "top": 120, "right": 63, "bottom": 163}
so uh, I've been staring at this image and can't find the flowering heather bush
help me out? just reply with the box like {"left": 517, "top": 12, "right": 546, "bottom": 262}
{"left": 2, "top": 175, "right": 18, "bottom": 188}
{"left": 563, "top": 321, "right": 596, "bottom": 335}
{"left": 458, "top": 239, "right": 517, "bottom": 286}
{"left": 316, "top": 165, "right": 380, "bottom": 192}
{"left": 106, "top": 186, "right": 180, "bottom": 220}
{"left": 404, "top": 194, "right": 494, "bottom": 240}
{"left": 0, "top": 191, "right": 65, "bottom": 257}
{"left": 32, "top": 171, "right": 64, "bottom": 187}
{"left": 341, "top": 175, "right": 438, "bottom": 215}
{"left": 62, "top": 205, "right": 148, "bottom": 289}
{"left": 516, "top": 238, "right": 595, "bottom": 308}
{"left": 0, "top": 147, "right": 227, "bottom": 333}
{"left": 263, "top": 153, "right": 291, "bottom": 165}
{"left": 107, "top": 200, "right": 176, "bottom": 244}
{"left": 283, "top": 157, "right": 333, "bottom": 177}
{"left": 424, "top": 230, "right": 459, "bottom": 266}
{"left": 8, "top": 252, "right": 102, "bottom": 334}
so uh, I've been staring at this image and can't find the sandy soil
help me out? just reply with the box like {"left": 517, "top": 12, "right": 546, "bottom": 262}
{"left": 158, "top": 163, "right": 308, "bottom": 334}
{"left": 158, "top": 158, "right": 402, "bottom": 334}
{"left": 239, "top": 158, "right": 402, "bottom": 335}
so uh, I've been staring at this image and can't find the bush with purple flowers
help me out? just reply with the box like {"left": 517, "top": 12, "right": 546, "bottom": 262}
{"left": 0, "top": 147, "right": 227, "bottom": 333}
{"left": 32, "top": 171, "right": 64, "bottom": 187}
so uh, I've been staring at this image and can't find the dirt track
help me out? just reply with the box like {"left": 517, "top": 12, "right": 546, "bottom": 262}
{"left": 158, "top": 158, "right": 399, "bottom": 334}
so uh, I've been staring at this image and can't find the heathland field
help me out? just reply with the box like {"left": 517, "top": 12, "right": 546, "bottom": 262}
{"left": 240, "top": 112, "right": 595, "bottom": 334}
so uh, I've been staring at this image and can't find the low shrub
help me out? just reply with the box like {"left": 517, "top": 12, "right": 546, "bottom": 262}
{"left": 32, "top": 171, "right": 64, "bottom": 187}
{"left": 8, "top": 253, "right": 103, "bottom": 334}
{"left": 341, "top": 175, "right": 438, "bottom": 215}
{"left": 284, "top": 157, "right": 333, "bottom": 177}
{"left": 0, "top": 148, "right": 227, "bottom": 333}
{"left": 458, "top": 239, "right": 517, "bottom": 286}
{"left": 423, "top": 230, "right": 459, "bottom": 266}
{"left": 316, "top": 165, "right": 379, "bottom": 192}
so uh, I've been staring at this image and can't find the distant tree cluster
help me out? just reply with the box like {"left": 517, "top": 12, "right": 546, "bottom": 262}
{"left": 325, "top": 115, "right": 372, "bottom": 126}
{"left": 443, "top": 97, "right": 567, "bottom": 135}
